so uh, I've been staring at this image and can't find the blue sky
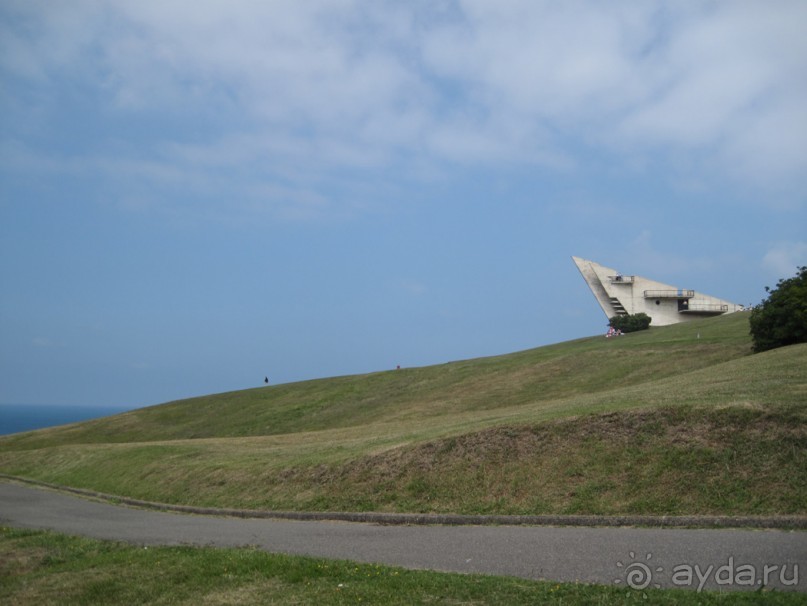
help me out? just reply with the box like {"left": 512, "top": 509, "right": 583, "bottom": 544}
{"left": 1, "top": 1, "right": 806, "bottom": 409}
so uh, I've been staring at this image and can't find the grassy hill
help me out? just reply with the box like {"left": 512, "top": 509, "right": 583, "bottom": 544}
{"left": 1, "top": 311, "right": 805, "bottom": 516}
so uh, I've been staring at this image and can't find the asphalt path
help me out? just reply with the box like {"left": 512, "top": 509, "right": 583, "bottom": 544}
{"left": 1, "top": 482, "right": 805, "bottom": 593}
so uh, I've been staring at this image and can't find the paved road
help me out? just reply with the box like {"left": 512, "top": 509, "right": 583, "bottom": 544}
{"left": 1, "top": 482, "right": 804, "bottom": 593}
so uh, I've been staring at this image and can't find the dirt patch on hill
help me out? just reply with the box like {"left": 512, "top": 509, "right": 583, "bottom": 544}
{"left": 269, "top": 405, "right": 807, "bottom": 516}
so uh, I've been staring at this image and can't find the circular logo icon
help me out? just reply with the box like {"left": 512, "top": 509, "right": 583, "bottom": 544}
{"left": 615, "top": 552, "right": 663, "bottom": 590}
{"left": 625, "top": 561, "right": 653, "bottom": 589}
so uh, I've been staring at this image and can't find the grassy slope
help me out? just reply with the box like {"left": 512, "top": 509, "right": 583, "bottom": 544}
{"left": 6, "top": 528, "right": 804, "bottom": 606}
{"left": 0, "top": 312, "right": 757, "bottom": 445}
{"left": 1, "top": 312, "right": 805, "bottom": 516}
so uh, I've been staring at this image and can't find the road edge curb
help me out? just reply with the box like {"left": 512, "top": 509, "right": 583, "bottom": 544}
{"left": 3, "top": 474, "right": 806, "bottom": 529}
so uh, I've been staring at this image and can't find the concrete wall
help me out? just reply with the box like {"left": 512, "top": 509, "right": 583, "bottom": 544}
{"left": 573, "top": 256, "right": 744, "bottom": 327}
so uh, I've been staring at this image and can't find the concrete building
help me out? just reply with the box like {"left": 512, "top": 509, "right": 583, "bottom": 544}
{"left": 572, "top": 256, "right": 744, "bottom": 326}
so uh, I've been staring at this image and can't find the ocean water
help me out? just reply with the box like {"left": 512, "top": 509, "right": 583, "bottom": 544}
{"left": 0, "top": 404, "right": 130, "bottom": 436}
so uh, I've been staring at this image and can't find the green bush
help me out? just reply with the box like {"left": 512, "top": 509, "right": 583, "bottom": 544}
{"left": 749, "top": 266, "right": 807, "bottom": 353}
{"left": 608, "top": 312, "right": 652, "bottom": 333}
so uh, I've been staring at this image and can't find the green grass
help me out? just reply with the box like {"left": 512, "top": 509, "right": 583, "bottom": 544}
{"left": 1, "top": 312, "right": 805, "bottom": 516}
{"left": 2, "top": 527, "right": 802, "bottom": 605}
{"left": 1, "top": 312, "right": 756, "bottom": 446}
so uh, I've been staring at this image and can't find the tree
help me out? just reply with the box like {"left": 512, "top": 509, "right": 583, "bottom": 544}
{"left": 609, "top": 312, "right": 652, "bottom": 333}
{"left": 749, "top": 266, "right": 807, "bottom": 353}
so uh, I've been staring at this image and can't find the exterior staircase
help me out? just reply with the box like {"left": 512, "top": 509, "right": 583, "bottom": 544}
{"left": 609, "top": 297, "right": 628, "bottom": 316}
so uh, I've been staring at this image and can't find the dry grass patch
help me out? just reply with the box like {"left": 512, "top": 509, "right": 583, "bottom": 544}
{"left": 1, "top": 315, "right": 804, "bottom": 516}
{"left": 250, "top": 405, "right": 806, "bottom": 516}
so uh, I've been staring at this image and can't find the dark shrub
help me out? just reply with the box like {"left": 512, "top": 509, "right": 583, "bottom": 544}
{"left": 609, "top": 312, "right": 652, "bottom": 333}
{"left": 749, "top": 266, "right": 807, "bottom": 353}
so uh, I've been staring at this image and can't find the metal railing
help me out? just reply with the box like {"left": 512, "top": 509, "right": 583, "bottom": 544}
{"left": 681, "top": 304, "right": 729, "bottom": 313}
{"left": 644, "top": 289, "right": 695, "bottom": 299}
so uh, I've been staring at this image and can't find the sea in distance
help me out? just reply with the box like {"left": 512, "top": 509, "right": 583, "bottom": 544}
{"left": 0, "top": 403, "right": 132, "bottom": 436}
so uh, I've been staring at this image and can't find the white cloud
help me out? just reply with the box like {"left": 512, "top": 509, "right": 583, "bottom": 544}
{"left": 31, "top": 336, "right": 60, "bottom": 349}
{"left": 422, "top": 1, "right": 655, "bottom": 117}
{"left": 615, "top": 2, "right": 807, "bottom": 184}
{"left": 620, "top": 230, "right": 730, "bottom": 282}
{"left": 2, "top": 0, "right": 805, "bottom": 212}
{"left": 762, "top": 242, "right": 807, "bottom": 278}
{"left": 396, "top": 279, "right": 428, "bottom": 297}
